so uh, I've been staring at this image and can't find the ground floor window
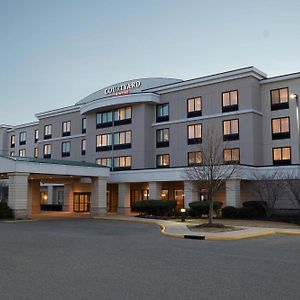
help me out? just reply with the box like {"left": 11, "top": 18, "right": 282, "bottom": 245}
{"left": 73, "top": 193, "right": 90, "bottom": 212}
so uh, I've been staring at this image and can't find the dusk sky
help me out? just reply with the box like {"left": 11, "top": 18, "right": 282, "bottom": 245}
{"left": 1, "top": 0, "right": 300, "bottom": 125}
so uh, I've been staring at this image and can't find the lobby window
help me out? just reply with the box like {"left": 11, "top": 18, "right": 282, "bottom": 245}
{"left": 10, "top": 135, "right": 15, "bottom": 148}
{"left": 188, "top": 124, "right": 202, "bottom": 144}
{"left": 34, "top": 147, "right": 38, "bottom": 158}
{"left": 96, "top": 157, "right": 112, "bottom": 169}
{"left": 224, "top": 148, "right": 240, "bottom": 164}
{"left": 96, "top": 111, "right": 113, "bottom": 128}
{"left": 114, "top": 131, "right": 131, "bottom": 150}
{"left": 82, "top": 118, "right": 87, "bottom": 134}
{"left": 96, "top": 133, "right": 112, "bottom": 151}
{"left": 223, "top": 119, "right": 239, "bottom": 141}
{"left": 272, "top": 117, "right": 290, "bottom": 140}
{"left": 273, "top": 147, "right": 291, "bottom": 165}
{"left": 157, "top": 154, "right": 170, "bottom": 168}
{"left": 188, "top": 151, "right": 203, "bottom": 166}
{"left": 19, "top": 149, "right": 26, "bottom": 157}
{"left": 62, "top": 121, "right": 71, "bottom": 137}
{"left": 271, "top": 87, "right": 289, "bottom": 110}
{"left": 222, "top": 90, "right": 238, "bottom": 112}
{"left": 44, "top": 125, "right": 52, "bottom": 139}
{"left": 81, "top": 139, "right": 86, "bottom": 155}
{"left": 43, "top": 144, "right": 51, "bottom": 159}
{"left": 19, "top": 132, "right": 27, "bottom": 145}
{"left": 114, "top": 106, "right": 132, "bottom": 126}
{"left": 156, "top": 103, "right": 169, "bottom": 122}
{"left": 62, "top": 141, "right": 71, "bottom": 157}
{"left": 161, "top": 189, "right": 169, "bottom": 200}
{"left": 156, "top": 128, "right": 169, "bottom": 148}
{"left": 142, "top": 189, "right": 149, "bottom": 200}
{"left": 187, "top": 97, "right": 202, "bottom": 117}
{"left": 113, "top": 156, "right": 132, "bottom": 170}
{"left": 34, "top": 130, "right": 39, "bottom": 143}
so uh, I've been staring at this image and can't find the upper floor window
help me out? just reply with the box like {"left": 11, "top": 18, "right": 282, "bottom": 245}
{"left": 81, "top": 139, "right": 86, "bottom": 156}
{"left": 157, "top": 154, "right": 170, "bottom": 168}
{"left": 114, "top": 131, "right": 131, "bottom": 150}
{"left": 272, "top": 117, "right": 290, "bottom": 140}
{"left": 96, "top": 111, "right": 113, "bottom": 128}
{"left": 271, "top": 87, "right": 289, "bottom": 110}
{"left": 96, "top": 133, "right": 112, "bottom": 151}
{"left": 224, "top": 148, "right": 240, "bottom": 164}
{"left": 62, "top": 121, "right": 71, "bottom": 137}
{"left": 44, "top": 125, "right": 52, "bottom": 139}
{"left": 82, "top": 118, "right": 87, "bottom": 134}
{"left": 19, "top": 149, "right": 26, "bottom": 157}
{"left": 96, "top": 157, "right": 112, "bottom": 169}
{"left": 34, "top": 130, "right": 39, "bottom": 143}
{"left": 34, "top": 147, "right": 38, "bottom": 158}
{"left": 156, "top": 128, "right": 169, "bottom": 148}
{"left": 19, "top": 132, "right": 27, "bottom": 145}
{"left": 273, "top": 147, "right": 291, "bottom": 165}
{"left": 222, "top": 90, "right": 238, "bottom": 112}
{"left": 188, "top": 124, "right": 202, "bottom": 144}
{"left": 113, "top": 156, "right": 132, "bottom": 170}
{"left": 187, "top": 97, "right": 202, "bottom": 117}
{"left": 10, "top": 135, "right": 15, "bottom": 148}
{"left": 43, "top": 144, "right": 51, "bottom": 159}
{"left": 223, "top": 119, "right": 239, "bottom": 141}
{"left": 62, "top": 141, "right": 71, "bottom": 157}
{"left": 188, "top": 151, "right": 202, "bottom": 166}
{"left": 114, "top": 107, "right": 132, "bottom": 126}
{"left": 156, "top": 103, "right": 169, "bottom": 122}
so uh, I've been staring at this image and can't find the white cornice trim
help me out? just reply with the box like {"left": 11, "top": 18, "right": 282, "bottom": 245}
{"left": 260, "top": 72, "right": 300, "bottom": 84}
{"left": 37, "top": 133, "right": 86, "bottom": 143}
{"left": 6, "top": 121, "right": 39, "bottom": 132}
{"left": 35, "top": 105, "right": 80, "bottom": 120}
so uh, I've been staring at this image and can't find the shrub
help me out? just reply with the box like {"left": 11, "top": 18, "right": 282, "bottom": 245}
{"left": 222, "top": 206, "right": 258, "bottom": 219}
{"left": 221, "top": 206, "right": 238, "bottom": 218}
{"left": 132, "top": 200, "right": 177, "bottom": 216}
{"left": 189, "top": 201, "right": 223, "bottom": 217}
{"left": 243, "top": 201, "right": 267, "bottom": 217}
{"left": 0, "top": 202, "right": 13, "bottom": 219}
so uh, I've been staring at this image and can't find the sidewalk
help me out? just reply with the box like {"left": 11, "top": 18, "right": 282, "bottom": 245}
{"left": 95, "top": 215, "right": 300, "bottom": 240}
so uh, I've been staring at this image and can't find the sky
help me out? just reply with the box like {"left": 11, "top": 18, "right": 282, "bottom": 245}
{"left": 1, "top": 0, "right": 300, "bottom": 125}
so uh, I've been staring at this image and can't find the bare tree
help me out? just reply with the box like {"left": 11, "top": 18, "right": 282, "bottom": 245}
{"left": 186, "top": 125, "right": 238, "bottom": 225}
{"left": 282, "top": 170, "right": 300, "bottom": 208}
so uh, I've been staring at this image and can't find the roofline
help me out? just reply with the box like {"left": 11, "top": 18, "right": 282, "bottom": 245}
{"left": 260, "top": 71, "right": 300, "bottom": 84}
{"left": 0, "top": 124, "right": 13, "bottom": 129}
{"left": 35, "top": 105, "right": 80, "bottom": 119}
{"left": 6, "top": 121, "right": 39, "bottom": 132}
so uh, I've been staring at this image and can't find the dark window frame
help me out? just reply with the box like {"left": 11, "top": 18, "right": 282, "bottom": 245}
{"left": 270, "top": 87, "right": 289, "bottom": 111}
{"left": 187, "top": 123, "right": 202, "bottom": 145}
{"left": 223, "top": 148, "right": 240, "bottom": 164}
{"left": 10, "top": 135, "right": 15, "bottom": 148}
{"left": 43, "top": 144, "right": 51, "bottom": 159}
{"left": 156, "top": 103, "right": 169, "bottom": 122}
{"left": 19, "top": 131, "right": 27, "bottom": 145}
{"left": 113, "top": 106, "right": 132, "bottom": 126}
{"left": 61, "top": 141, "right": 71, "bottom": 157}
{"left": 113, "top": 130, "right": 132, "bottom": 150}
{"left": 82, "top": 118, "right": 87, "bottom": 134}
{"left": 187, "top": 151, "right": 203, "bottom": 166}
{"left": 156, "top": 128, "right": 169, "bottom": 148}
{"left": 271, "top": 116, "right": 290, "bottom": 140}
{"left": 113, "top": 156, "right": 132, "bottom": 171}
{"left": 34, "top": 129, "right": 39, "bottom": 143}
{"left": 223, "top": 119, "right": 239, "bottom": 141}
{"left": 222, "top": 90, "right": 239, "bottom": 112}
{"left": 96, "top": 111, "right": 113, "bottom": 128}
{"left": 187, "top": 97, "right": 202, "bottom": 118}
{"left": 272, "top": 146, "right": 291, "bottom": 165}
{"left": 156, "top": 154, "right": 170, "bottom": 168}
{"left": 44, "top": 125, "right": 52, "bottom": 140}
{"left": 62, "top": 121, "right": 71, "bottom": 137}
{"left": 96, "top": 133, "right": 112, "bottom": 152}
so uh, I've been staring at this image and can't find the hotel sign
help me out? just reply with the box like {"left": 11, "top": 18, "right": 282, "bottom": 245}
{"left": 104, "top": 81, "right": 141, "bottom": 96}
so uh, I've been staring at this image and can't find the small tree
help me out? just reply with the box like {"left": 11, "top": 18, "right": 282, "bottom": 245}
{"left": 186, "top": 126, "right": 238, "bottom": 225}
{"left": 282, "top": 170, "right": 300, "bottom": 208}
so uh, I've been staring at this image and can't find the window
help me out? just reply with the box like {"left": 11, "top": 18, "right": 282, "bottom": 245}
{"left": 222, "top": 90, "right": 238, "bottom": 112}
{"left": 156, "top": 128, "right": 169, "bottom": 148}
{"left": 44, "top": 125, "right": 52, "bottom": 139}
{"left": 187, "top": 97, "right": 202, "bottom": 117}
{"left": 19, "top": 149, "right": 26, "bottom": 157}
{"left": 273, "top": 147, "right": 291, "bottom": 165}
{"left": 271, "top": 87, "right": 289, "bottom": 110}
{"left": 188, "top": 124, "right": 202, "bottom": 144}
{"left": 34, "top": 147, "right": 38, "bottom": 158}
{"left": 81, "top": 139, "right": 86, "bottom": 155}
{"left": 161, "top": 189, "right": 169, "bottom": 200}
{"left": 114, "top": 107, "right": 132, "bottom": 126}
{"left": 223, "top": 119, "right": 239, "bottom": 141}
{"left": 157, "top": 154, "right": 170, "bottom": 168}
{"left": 96, "top": 157, "right": 112, "bottom": 169}
{"left": 62, "top": 121, "right": 71, "bottom": 137}
{"left": 43, "top": 144, "right": 51, "bottom": 159}
{"left": 19, "top": 132, "right": 26, "bottom": 145}
{"left": 188, "top": 151, "right": 203, "bottom": 166}
{"left": 34, "top": 130, "right": 39, "bottom": 143}
{"left": 272, "top": 117, "right": 290, "bottom": 139}
{"left": 113, "top": 156, "right": 132, "bottom": 170}
{"left": 114, "top": 131, "right": 131, "bottom": 150}
{"left": 156, "top": 103, "right": 169, "bottom": 122}
{"left": 82, "top": 118, "right": 87, "bottom": 134}
{"left": 224, "top": 148, "right": 240, "bottom": 164}
{"left": 96, "top": 133, "right": 112, "bottom": 151}
{"left": 96, "top": 111, "right": 113, "bottom": 128}
{"left": 62, "top": 141, "right": 71, "bottom": 157}
{"left": 10, "top": 135, "right": 15, "bottom": 148}
{"left": 10, "top": 151, "right": 14, "bottom": 157}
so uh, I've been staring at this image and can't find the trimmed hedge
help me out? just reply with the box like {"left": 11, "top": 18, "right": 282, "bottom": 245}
{"left": 221, "top": 206, "right": 239, "bottom": 218}
{"left": 132, "top": 200, "right": 177, "bottom": 216}
{"left": 0, "top": 202, "right": 13, "bottom": 219}
{"left": 243, "top": 201, "right": 267, "bottom": 217}
{"left": 189, "top": 201, "right": 223, "bottom": 217}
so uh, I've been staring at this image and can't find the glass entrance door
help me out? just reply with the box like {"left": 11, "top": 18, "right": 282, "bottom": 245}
{"left": 73, "top": 193, "right": 90, "bottom": 212}
{"left": 174, "top": 189, "right": 184, "bottom": 209}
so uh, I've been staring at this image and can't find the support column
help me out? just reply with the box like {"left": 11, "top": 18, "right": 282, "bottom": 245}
{"left": 8, "top": 172, "right": 29, "bottom": 219}
{"left": 118, "top": 183, "right": 131, "bottom": 214}
{"left": 91, "top": 177, "right": 107, "bottom": 216}
{"left": 226, "top": 179, "right": 241, "bottom": 208}
{"left": 63, "top": 184, "right": 73, "bottom": 212}
{"left": 149, "top": 182, "right": 161, "bottom": 200}
{"left": 28, "top": 180, "right": 41, "bottom": 216}
{"left": 184, "top": 181, "right": 199, "bottom": 208}
{"left": 47, "top": 185, "right": 54, "bottom": 205}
